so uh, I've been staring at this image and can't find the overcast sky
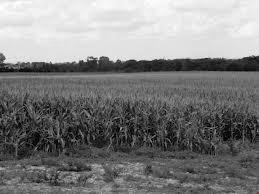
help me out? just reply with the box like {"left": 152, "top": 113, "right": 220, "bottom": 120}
{"left": 0, "top": 0, "right": 259, "bottom": 63}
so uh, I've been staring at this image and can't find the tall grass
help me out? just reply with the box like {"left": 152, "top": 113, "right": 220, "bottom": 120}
{"left": 0, "top": 72, "right": 258, "bottom": 157}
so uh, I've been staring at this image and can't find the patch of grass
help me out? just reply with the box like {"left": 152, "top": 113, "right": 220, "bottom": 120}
{"left": 224, "top": 167, "right": 245, "bottom": 179}
{"left": 144, "top": 164, "right": 172, "bottom": 179}
{"left": 134, "top": 147, "right": 161, "bottom": 158}
{"left": 124, "top": 174, "right": 142, "bottom": 182}
{"left": 58, "top": 159, "right": 92, "bottom": 172}
{"left": 64, "top": 145, "right": 93, "bottom": 158}
{"left": 22, "top": 170, "right": 50, "bottom": 184}
{"left": 22, "top": 159, "right": 42, "bottom": 167}
{"left": 0, "top": 171, "right": 6, "bottom": 185}
{"left": 102, "top": 164, "right": 121, "bottom": 182}
{"left": 77, "top": 174, "right": 93, "bottom": 186}
{"left": 48, "top": 169, "right": 60, "bottom": 186}
{"left": 0, "top": 154, "right": 14, "bottom": 161}
{"left": 91, "top": 148, "right": 111, "bottom": 158}
{"left": 143, "top": 164, "right": 153, "bottom": 176}
{"left": 163, "top": 183, "right": 216, "bottom": 194}
{"left": 40, "top": 156, "right": 91, "bottom": 172}
{"left": 174, "top": 173, "right": 191, "bottom": 184}
{"left": 183, "top": 166, "right": 196, "bottom": 174}
{"left": 192, "top": 174, "right": 215, "bottom": 184}
{"left": 201, "top": 167, "right": 218, "bottom": 175}
{"left": 41, "top": 157, "right": 60, "bottom": 167}
{"left": 169, "top": 151, "right": 199, "bottom": 160}
{"left": 238, "top": 152, "right": 257, "bottom": 168}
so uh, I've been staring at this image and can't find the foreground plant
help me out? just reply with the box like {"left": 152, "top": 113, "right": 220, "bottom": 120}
{"left": 0, "top": 88, "right": 258, "bottom": 158}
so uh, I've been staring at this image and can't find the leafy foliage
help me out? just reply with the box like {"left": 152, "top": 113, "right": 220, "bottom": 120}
{"left": 1, "top": 55, "right": 259, "bottom": 72}
{"left": 0, "top": 92, "right": 257, "bottom": 157}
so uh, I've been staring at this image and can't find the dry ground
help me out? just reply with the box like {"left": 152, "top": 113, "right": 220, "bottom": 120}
{"left": 0, "top": 146, "right": 258, "bottom": 194}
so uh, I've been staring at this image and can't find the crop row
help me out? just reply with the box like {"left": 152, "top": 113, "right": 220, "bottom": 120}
{"left": 0, "top": 92, "right": 258, "bottom": 158}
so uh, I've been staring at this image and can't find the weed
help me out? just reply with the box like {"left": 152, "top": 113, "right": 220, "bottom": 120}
{"left": 224, "top": 167, "right": 245, "bottom": 179}
{"left": 48, "top": 170, "right": 60, "bottom": 186}
{"left": 77, "top": 174, "right": 93, "bottom": 186}
{"left": 102, "top": 164, "right": 120, "bottom": 182}
{"left": 144, "top": 164, "right": 172, "bottom": 178}
{"left": 58, "top": 159, "right": 91, "bottom": 172}
{"left": 124, "top": 175, "right": 141, "bottom": 182}
{"left": 41, "top": 157, "right": 60, "bottom": 167}
{"left": 0, "top": 171, "right": 5, "bottom": 185}
{"left": 239, "top": 152, "right": 256, "bottom": 168}
{"left": 184, "top": 166, "right": 196, "bottom": 174}
{"left": 24, "top": 170, "right": 49, "bottom": 184}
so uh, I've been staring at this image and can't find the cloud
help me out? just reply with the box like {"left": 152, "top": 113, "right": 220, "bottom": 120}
{"left": 1, "top": 0, "right": 258, "bottom": 40}
{"left": 0, "top": 15, "right": 34, "bottom": 28}
{"left": 229, "top": 22, "right": 259, "bottom": 38}
{"left": 0, "top": 0, "right": 34, "bottom": 28}
{"left": 1, "top": 0, "right": 259, "bottom": 63}
{"left": 172, "top": 0, "right": 239, "bottom": 12}
{"left": 93, "top": 10, "right": 137, "bottom": 23}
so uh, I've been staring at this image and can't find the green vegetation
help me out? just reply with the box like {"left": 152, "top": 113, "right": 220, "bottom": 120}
{"left": 144, "top": 164, "right": 172, "bottom": 178}
{"left": 102, "top": 164, "right": 121, "bottom": 182}
{"left": 0, "top": 72, "right": 258, "bottom": 158}
{"left": 0, "top": 53, "right": 5, "bottom": 65}
{"left": 1, "top": 55, "right": 259, "bottom": 72}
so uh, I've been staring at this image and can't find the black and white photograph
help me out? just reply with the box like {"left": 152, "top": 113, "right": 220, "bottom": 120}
{"left": 0, "top": 0, "right": 258, "bottom": 193}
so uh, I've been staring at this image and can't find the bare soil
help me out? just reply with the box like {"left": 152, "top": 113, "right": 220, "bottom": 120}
{"left": 0, "top": 148, "right": 258, "bottom": 194}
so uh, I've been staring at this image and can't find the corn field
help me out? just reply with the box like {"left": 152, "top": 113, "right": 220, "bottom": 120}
{"left": 0, "top": 72, "right": 258, "bottom": 157}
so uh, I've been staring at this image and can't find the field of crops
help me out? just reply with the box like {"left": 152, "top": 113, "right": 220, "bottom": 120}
{"left": 0, "top": 72, "right": 258, "bottom": 158}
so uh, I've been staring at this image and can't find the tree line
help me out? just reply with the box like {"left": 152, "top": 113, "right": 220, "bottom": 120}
{"left": 0, "top": 53, "right": 259, "bottom": 72}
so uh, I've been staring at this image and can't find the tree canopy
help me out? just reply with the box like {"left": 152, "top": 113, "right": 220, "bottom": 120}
{"left": 0, "top": 53, "right": 5, "bottom": 64}
{"left": 1, "top": 55, "right": 259, "bottom": 72}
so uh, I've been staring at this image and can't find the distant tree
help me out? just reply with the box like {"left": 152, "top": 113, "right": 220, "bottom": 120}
{"left": 139, "top": 60, "right": 151, "bottom": 71}
{"left": 114, "top": 59, "right": 122, "bottom": 71}
{"left": 98, "top": 56, "right": 112, "bottom": 71}
{"left": 1, "top": 53, "right": 259, "bottom": 72}
{"left": 0, "top": 53, "right": 6, "bottom": 68}
{"left": 86, "top": 56, "right": 98, "bottom": 71}
{"left": 123, "top": 60, "right": 138, "bottom": 72}
{"left": 242, "top": 56, "right": 258, "bottom": 71}
{"left": 226, "top": 60, "right": 243, "bottom": 71}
